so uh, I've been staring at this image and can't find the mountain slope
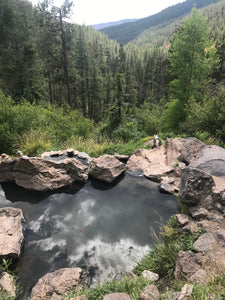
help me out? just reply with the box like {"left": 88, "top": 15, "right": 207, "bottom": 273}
{"left": 92, "top": 19, "right": 139, "bottom": 30}
{"left": 100, "top": 0, "right": 221, "bottom": 44}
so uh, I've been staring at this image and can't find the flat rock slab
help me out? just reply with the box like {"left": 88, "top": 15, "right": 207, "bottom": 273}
{"left": 126, "top": 138, "right": 204, "bottom": 181}
{"left": 0, "top": 207, "right": 25, "bottom": 260}
{"left": 193, "top": 233, "right": 216, "bottom": 252}
{"left": 90, "top": 155, "right": 125, "bottom": 183}
{"left": 103, "top": 293, "right": 131, "bottom": 300}
{"left": 30, "top": 268, "right": 83, "bottom": 300}
{"left": 0, "top": 157, "right": 89, "bottom": 192}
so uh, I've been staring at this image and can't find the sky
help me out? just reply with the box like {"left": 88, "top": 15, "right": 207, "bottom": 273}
{"left": 31, "top": 0, "right": 185, "bottom": 26}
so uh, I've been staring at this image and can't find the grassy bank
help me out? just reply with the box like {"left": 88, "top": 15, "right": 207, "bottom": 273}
{"left": 66, "top": 207, "right": 225, "bottom": 300}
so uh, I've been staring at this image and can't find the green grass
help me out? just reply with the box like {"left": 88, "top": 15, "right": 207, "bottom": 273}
{"left": 133, "top": 216, "right": 203, "bottom": 281}
{"left": 66, "top": 276, "right": 151, "bottom": 300}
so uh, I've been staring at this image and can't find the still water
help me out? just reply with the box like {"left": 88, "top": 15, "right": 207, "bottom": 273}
{"left": 0, "top": 173, "right": 177, "bottom": 299}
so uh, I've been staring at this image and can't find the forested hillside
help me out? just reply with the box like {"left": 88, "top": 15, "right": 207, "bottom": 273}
{"left": 0, "top": 0, "right": 225, "bottom": 157}
{"left": 100, "top": 0, "right": 221, "bottom": 44}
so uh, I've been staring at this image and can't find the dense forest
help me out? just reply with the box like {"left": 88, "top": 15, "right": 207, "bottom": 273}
{"left": 1, "top": 0, "right": 225, "bottom": 157}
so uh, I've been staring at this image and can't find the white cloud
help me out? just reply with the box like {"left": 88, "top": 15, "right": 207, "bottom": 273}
{"left": 30, "top": 0, "right": 185, "bottom": 25}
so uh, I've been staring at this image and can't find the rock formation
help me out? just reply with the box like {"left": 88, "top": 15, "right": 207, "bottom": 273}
{"left": 0, "top": 207, "right": 25, "bottom": 260}
{"left": 30, "top": 268, "right": 84, "bottom": 300}
{"left": 90, "top": 154, "right": 125, "bottom": 183}
{"left": 0, "top": 157, "right": 89, "bottom": 192}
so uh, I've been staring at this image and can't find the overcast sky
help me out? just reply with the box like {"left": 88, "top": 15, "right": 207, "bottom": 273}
{"left": 31, "top": 0, "right": 185, "bottom": 25}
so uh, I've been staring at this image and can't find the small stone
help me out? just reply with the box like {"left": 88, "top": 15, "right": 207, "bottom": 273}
{"left": 175, "top": 214, "right": 189, "bottom": 226}
{"left": 0, "top": 272, "right": 17, "bottom": 298}
{"left": 103, "top": 293, "right": 131, "bottom": 300}
{"left": 139, "top": 284, "right": 160, "bottom": 300}
{"left": 207, "top": 212, "right": 224, "bottom": 222}
{"left": 66, "top": 148, "right": 75, "bottom": 157}
{"left": 216, "top": 229, "right": 225, "bottom": 247}
{"left": 165, "top": 284, "right": 193, "bottom": 300}
{"left": 142, "top": 270, "right": 159, "bottom": 281}
{"left": 193, "top": 233, "right": 216, "bottom": 252}
{"left": 70, "top": 296, "right": 87, "bottom": 300}
{"left": 189, "top": 207, "right": 208, "bottom": 220}
{"left": 189, "top": 269, "right": 208, "bottom": 286}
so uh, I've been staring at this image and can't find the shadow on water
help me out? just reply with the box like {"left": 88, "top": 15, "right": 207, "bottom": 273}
{"left": 0, "top": 173, "right": 177, "bottom": 300}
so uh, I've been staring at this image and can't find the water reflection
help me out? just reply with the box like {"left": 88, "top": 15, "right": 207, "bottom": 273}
{"left": 0, "top": 173, "right": 177, "bottom": 300}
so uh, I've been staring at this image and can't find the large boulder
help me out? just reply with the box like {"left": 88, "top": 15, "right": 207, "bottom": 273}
{"left": 190, "top": 145, "right": 225, "bottom": 178}
{"left": 179, "top": 167, "right": 215, "bottom": 207}
{"left": 30, "top": 268, "right": 83, "bottom": 300}
{"left": 0, "top": 157, "right": 89, "bottom": 192}
{"left": 0, "top": 207, "right": 25, "bottom": 260}
{"left": 90, "top": 155, "right": 125, "bottom": 183}
{"left": 126, "top": 138, "right": 204, "bottom": 181}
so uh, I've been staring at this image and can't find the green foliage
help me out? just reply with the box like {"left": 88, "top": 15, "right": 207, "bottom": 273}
{"left": 67, "top": 276, "right": 150, "bottom": 300}
{"left": 168, "top": 7, "right": 219, "bottom": 131}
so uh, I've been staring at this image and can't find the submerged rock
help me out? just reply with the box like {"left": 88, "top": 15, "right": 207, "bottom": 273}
{"left": 90, "top": 155, "right": 125, "bottom": 183}
{"left": 0, "top": 157, "right": 89, "bottom": 192}
{"left": 0, "top": 207, "right": 25, "bottom": 260}
{"left": 30, "top": 268, "right": 84, "bottom": 300}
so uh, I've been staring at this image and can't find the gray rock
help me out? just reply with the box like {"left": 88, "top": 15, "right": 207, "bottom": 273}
{"left": 30, "top": 268, "right": 83, "bottom": 300}
{"left": 0, "top": 272, "right": 17, "bottom": 298}
{"left": 159, "top": 182, "right": 178, "bottom": 194}
{"left": 175, "top": 251, "right": 202, "bottom": 280}
{"left": 165, "top": 284, "right": 193, "bottom": 300}
{"left": 193, "top": 233, "right": 216, "bottom": 252}
{"left": 175, "top": 214, "right": 189, "bottom": 226}
{"left": 212, "top": 186, "right": 225, "bottom": 206}
{"left": 207, "top": 212, "right": 224, "bottom": 222}
{"left": 142, "top": 270, "right": 159, "bottom": 281}
{"left": 0, "top": 207, "right": 25, "bottom": 260}
{"left": 103, "top": 293, "right": 131, "bottom": 300}
{"left": 90, "top": 155, "right": 125, "bottom": 183}
{"left": 190, "top": 145, "right": 225, "bottom": 178}
{"left": 189, "top": 269, "right": 208, "bottom": 286}
{"left": 189, "top": 207, "right": 208, "bottom": 219}
{"left": 0, "top": 157, "right": 89, "bottom": 192}
{"left": 216, "top": 229, "right": 225, "bottom": 247}
{"left": 139, "top": 284, "right": 160, "bottom": 300}
{"left": 179, "top": 167, "right": 215, "bottom": 207}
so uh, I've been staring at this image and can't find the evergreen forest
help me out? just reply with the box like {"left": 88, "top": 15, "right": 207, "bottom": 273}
{"left": 1, "top": 0, "right": 225, "bottom": 157}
